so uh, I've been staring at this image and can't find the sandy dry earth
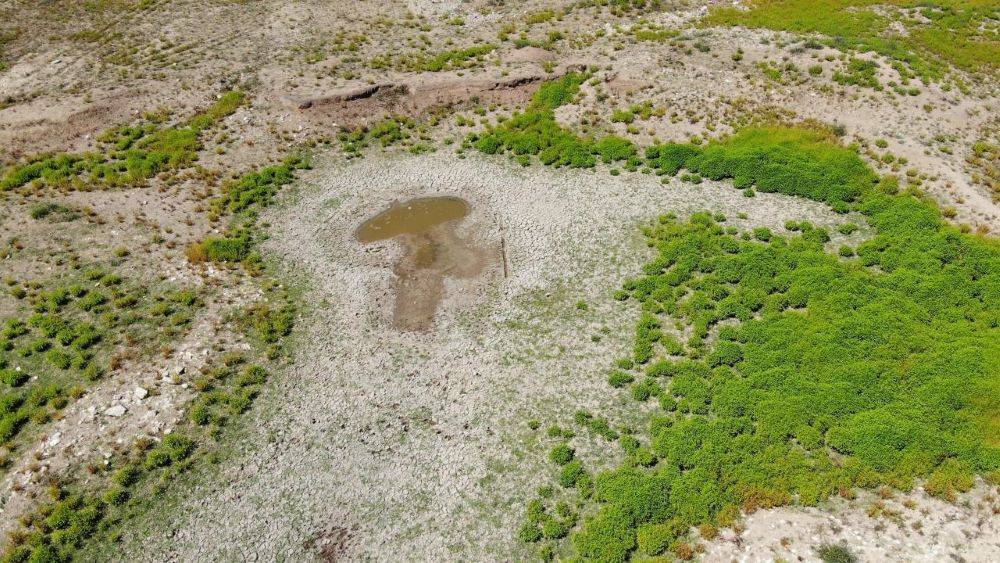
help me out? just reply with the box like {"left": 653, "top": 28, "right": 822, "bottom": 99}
{"left": 106, "top": 151, "right": 853, "bottom": 560}
{"left": 705, "top": 483, "right": 1000, "bottom": 562}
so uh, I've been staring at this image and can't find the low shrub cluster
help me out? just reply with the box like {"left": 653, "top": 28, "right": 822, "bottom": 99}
{"left": 704, "top": 0, "right": 999, "bottom": 80}
{"left": 471, "top": 78, "right": 874, "bottom": 210}
{"left": 522, "top": 126, "right": 1000, "bottom": 561}
{"left": 0, "top": 92, "right": 243, "bottom": 192}
{"left": 0, "top": 271, "right": 201, "bottom": 454}
{"left": 187, "top": 156, "right": 308, "bottom": 265}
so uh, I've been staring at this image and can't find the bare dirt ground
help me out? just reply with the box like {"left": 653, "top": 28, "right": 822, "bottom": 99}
{"left": 705, "top": 482, "right": 1000, "bottom": 562}
{"left": 1, "top": 0, "right": 998, "bottom": 560}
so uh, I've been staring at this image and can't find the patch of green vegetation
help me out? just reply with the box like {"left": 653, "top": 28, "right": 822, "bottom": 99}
{"left": 833, "top": 58, "right": 882, "bottom": 90}
{"left": 522, "top": 126, "right": 1000, "bottom": 561}
{"left": 471, "top": 72, "right": 655, "bottom": 169}
{"left": 470, "top": 72, "right": 598, "bottom": 168}
{"left": 631, "top": 22, "right": 680, "bottom": 42}
{"left": 704, "top": 0, "right": 999, "bottom": 79}
{"left": 0, "top": 92, "right": 244, "bottom": 192}
{"left": 28, "top": 202, "right": 79, "bottom": 222}
{"left": 338, "top": 116, "right": 425, "bottom": 157}
{"left": 187, "top": 156, "right": 309, "bottom": 265}
{"left": 816, "top": 542, "right": 858, "bottom": 563}
{"left": 423, "top": 44, "right": 496, "bottom": 72}
{"left": 683, "top": 126, "right": 877, "bottom": 205}
{"left": 371, "top": 44, "right": 496, "bottom": 73}
{"left": 756, "top": 60, "right": 804, "bottom": 85}
{"left": 0, "top": 270, "right": 202, "bottom": 463}
{"left": 610, "top": 101, "right": 660, "bottom": 125}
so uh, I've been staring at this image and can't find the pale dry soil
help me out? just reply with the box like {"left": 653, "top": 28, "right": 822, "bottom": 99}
{"left": 103, "top": 151, "right": 886, "bottom": 561}
{"left": 705, "top": 482, "right": 1000, "bottom": 563}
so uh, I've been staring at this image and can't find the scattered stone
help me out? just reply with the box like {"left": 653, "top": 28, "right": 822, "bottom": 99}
{"left": 105, "top": 405, "right": 127, "bottom": 417}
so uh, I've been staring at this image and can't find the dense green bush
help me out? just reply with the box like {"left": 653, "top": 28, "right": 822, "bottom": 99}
{"left": 684, "top": 126, "right": 876, "bottom": 203}
{"left": 528, "top": 125, "right": 1000, "bottom": 560}
{"left": 550, "top": 444, "right": 575, "bottom": 465}
{"left": 815, "top": 542, "right": 858, "bottom": 563}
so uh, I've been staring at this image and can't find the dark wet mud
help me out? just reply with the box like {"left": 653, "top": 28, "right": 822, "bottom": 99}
{"left": 356, "top": 196, "right": 492, "bottom": 331}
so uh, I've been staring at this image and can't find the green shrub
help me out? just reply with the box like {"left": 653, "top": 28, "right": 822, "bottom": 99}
{"left": 518, "top": 522, "right": 543, "bottom": 543}
{"left": 559, "top": 460, "right": 587, "bottom": 487}
{"left": 707, "top": 341, "right": 743, "bottom": 367}
{"left": 572, "top": 505, "right": 636, "bottom": 563}
{"left": 549, "top": 444, "right": 574, "bottom": 466}
{"left": 196, "top": 235, "right": 252, "bottom": 262}
{"left": 815, "top": 542, "right": 858, "bottom": 563}
{"left": 1, "top": 368, "right": 28, "bottom": 387}
{"left": 46, "top": 349, "right": 72, "bottom": 370}
{"left": 923, "top": 459, "right": 975, "bottom": 501}
{"left": 608, "top": 370, "right": 635, "bottom": 388}
{"left": 104, "top": 487, "right": 130, "bottom": 506}
{"left": 144, "top": 434, "right": 195, "bottom": 469}
{"left": 112, "top": 464, "right": 142, "bottom": 487}
{"left": 636, "top": 518, "right": 687, "bottom": 556}
{"left": 752, "top": 227, "right": 772, "bottom": 241}
{"left": 236, "top": 365, "right": 268, "bottom": 387}
{"left": 595, "top": 136, "right": 637, "bottom": 163}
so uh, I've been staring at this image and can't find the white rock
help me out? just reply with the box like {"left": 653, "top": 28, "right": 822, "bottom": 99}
{"left": 105, "top": 405, "right": 127, "bottom": 417}
{"left": 135, "top": 387, "right": 149, "bottom": 400}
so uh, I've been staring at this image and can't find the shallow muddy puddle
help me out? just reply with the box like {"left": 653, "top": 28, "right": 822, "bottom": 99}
{"left": 355, "top": 196, "right": 492, "bottom": 331}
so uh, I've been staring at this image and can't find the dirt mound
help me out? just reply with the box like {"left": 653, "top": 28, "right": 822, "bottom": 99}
{"left": 292, "top": 63, "right": 589, "bottom": 127}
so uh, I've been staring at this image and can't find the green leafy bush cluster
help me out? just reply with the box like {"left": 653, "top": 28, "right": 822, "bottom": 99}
{"left": 518, "top": 499, "right": 579, "bottom": 545}
{"left": 189, "top": 157, "right": 308, "bottom": 264}
{"left": 682, "top": 126, "right": 877, "bottom": 204}
{"left": 832, "top": 58, "right": 882, "bottom": 90}
{"left": 0, "top": 92, "right": 243, "bottom": 192}
{"left": 529, "top": 126, "right": 1000, "bottom": 561}
{"left": 188, "top": 364, "right": 269, "bottom": 427}
{"left": 422, "top": 44, "right": 496, "bottom": 72}
{"left": 471, "top": 75, "right": 666, "bottom": 171}
{"left": 0, "top": 272, "right": 201, "bottom": 452}
{"left": 371, "top": 44, "right": 496, "bottom": 73}
{"left": 338, "top": 117, "right": 421, "bottom": 157}
{"left": 471, "top": 73, "right": 602, "bottom": 169}
{"left": 704, "top": 0, "right": 999, "bottom": 79}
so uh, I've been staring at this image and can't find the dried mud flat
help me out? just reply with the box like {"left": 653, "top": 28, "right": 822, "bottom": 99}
{"left": 96, "top": 151, "right": 993, "bottom": 561}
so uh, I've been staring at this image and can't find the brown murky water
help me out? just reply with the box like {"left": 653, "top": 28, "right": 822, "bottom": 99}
{"left": 355, "top": 196, "right": 491, "bottom": 331}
